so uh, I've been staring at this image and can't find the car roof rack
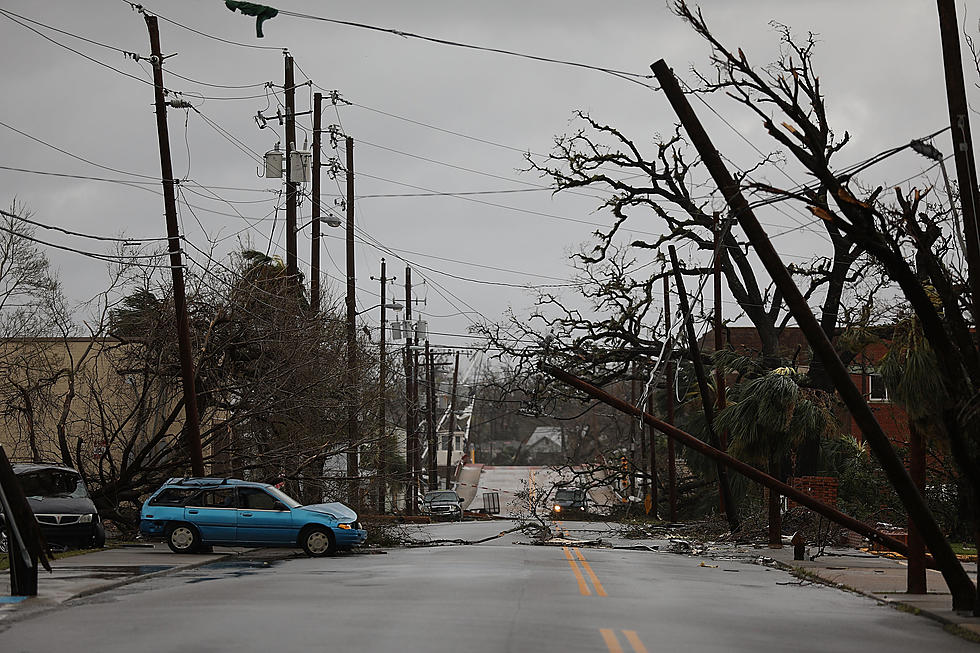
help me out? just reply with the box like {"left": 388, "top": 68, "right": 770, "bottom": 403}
{"left": 165, "top": 477, "right": 243, "bottom": 487}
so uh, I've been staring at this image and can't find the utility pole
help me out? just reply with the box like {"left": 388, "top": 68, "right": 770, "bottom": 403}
{"left": 713, "top": 212, "right": 727, "bottom": 444}
{"left": 665, "top": 276, "right": 677, "bottom": 522}
{"left": 446, "top": 351, "right": 460, "bottom": 489}
{"left": 629, "top": 370, "right": 637, "bottom": 498}
{"left": 937, "top": 0, "right": 980, "bottom": 336}
{"left": 652, "top": 57, "right": 976, "bottom": 611}
{"left": 345, "top": 135, "right": 359, "bottom": 507}
{"left": 404, "top": 267, "right": 416, "bottom": 514}
{"left": 144, "top": 14, "right": 203, "bottom": 476}
{"left": 310, "top": 92, "right": 322, "bottom": 311}
{"left": 647, "top": 392, "right": 658, "bottom": 519}
{"left": 284, "top": 54, "right": 297, "bottom": 280}
{"left": 425, "top": 342, "right": 438, "bottom": 490}
{"left": 668, "top": 246, "right": 739, "bottom": 530}
{"left": 713, "top": 211, "right": 730, "bottom": 518}
{"left": 375, "top": 258, "right": 392, "bottom": 512}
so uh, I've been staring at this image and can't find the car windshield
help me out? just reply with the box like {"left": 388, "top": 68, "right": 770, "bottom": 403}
{"left": 17, "top": 469, "right": 90, "bottom": 499}
{"left": 265, "top": 485, "right": 302, "bottom": 509}
{"left": 425, "top": 491, "right": 458, "bottom": 503}
{"left": 555, "top": 489, "right": 583, "bottom": 501}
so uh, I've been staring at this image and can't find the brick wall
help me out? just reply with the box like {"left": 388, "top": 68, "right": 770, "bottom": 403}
{"left": 786, "top": 475, "right": 838, "bottom": 509}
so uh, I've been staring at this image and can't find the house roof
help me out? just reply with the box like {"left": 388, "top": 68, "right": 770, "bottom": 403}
{"left": 526, "top": 426, "right": 562, "bottom": 449}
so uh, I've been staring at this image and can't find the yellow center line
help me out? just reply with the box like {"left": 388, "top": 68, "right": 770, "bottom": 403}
{"left": 622, "top": 631, "right": 649, "bottom": 653}
{"left": 599, "top": 629, "right": 624, "bottom": 653}
{"left": 574, "top": 548, "right": 608, "bottom": 597}
{"left": 562, "top": 546, "right": 591, "bottom": 596}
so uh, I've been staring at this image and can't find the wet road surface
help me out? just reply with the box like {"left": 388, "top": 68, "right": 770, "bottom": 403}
{"left": 0, "top": 521, "right": 974, "bottom": 652}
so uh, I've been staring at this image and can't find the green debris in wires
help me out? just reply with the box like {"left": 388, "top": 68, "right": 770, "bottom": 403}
{"left": 225, "top": 1, "right": 278, "bottom": 38}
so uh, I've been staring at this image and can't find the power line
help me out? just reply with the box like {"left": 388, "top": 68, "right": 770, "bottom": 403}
{"left": 0, "top": 209, "right": 167, "bottom": 244}
{"left": 0, "top": 8, "right": 153, "bottom": 87}
{"left": 123, "top": 1, "right": 284, "bottom": 51}
{"left": 275, "top": 8, "right": 657, "bottom": 87}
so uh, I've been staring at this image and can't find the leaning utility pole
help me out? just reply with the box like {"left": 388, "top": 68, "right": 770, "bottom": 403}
{"left": 310, "top": 91, "right": 322, "bottom": 311}
{"left": 284, "top": 54, "right": 298, "bottom": 280}
{"left": 652, "top": 58, "right": 976, "bottom": 611}
{"left": 937, "top": 0, "right": 980, "bottom": 334}
{"left": 668, "top": 246, "right": 739, "bottom": 531}
{"left": 664, "top": 276, "right": 677, "bottom": 522}
{"left": 404, "top": 267, "right": 417, "bottom": 514}
{"left": 144, "top": 14, "right": 203, "bottom": 476}
{"left": 446, "top": 351, "right": 460, "bottom": 490}
{"left": 713, "top": 212, "right": 727, "bottom": 447}
{"left": 345, "top": 136, "right": 359, "bottom": 507}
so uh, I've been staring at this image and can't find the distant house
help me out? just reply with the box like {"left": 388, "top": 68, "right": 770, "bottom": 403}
{"left": 525, "top": 426, "right": 564, "bottom": 454}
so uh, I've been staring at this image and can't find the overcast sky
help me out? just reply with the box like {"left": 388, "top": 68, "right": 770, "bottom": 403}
{"left": 0, "top": 1, "right": 972, "bottom": 355}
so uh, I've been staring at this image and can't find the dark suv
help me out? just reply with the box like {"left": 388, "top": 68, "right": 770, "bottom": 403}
{"left": 421, "top": 490, "right": 464, "bottom": 520}
{"left": 0, "top": 463, "right": 105, "bottom": 552}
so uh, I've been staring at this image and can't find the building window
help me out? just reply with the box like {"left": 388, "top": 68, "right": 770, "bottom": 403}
{"left": 868, "top": 373, "right": 889, "bottom": 402}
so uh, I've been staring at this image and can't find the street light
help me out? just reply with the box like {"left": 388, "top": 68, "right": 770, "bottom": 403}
{"left": 356, "top": 302, "right": 403, "bottom": 316}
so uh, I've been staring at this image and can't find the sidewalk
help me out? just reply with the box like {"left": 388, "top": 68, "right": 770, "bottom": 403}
{"left": 762, "top": 544, "right": 980, "bottom": 637}
{"left": 0, "top": 543, "right": 246, "bottom": 622}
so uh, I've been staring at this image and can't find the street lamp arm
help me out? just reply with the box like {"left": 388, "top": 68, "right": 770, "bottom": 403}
{"left": 356, "top": 302, "right": 403, "bottom": 315}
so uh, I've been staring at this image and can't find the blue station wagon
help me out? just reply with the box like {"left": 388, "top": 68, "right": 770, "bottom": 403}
{"left": 139, "top": 477, "right": 367, "bottom": 556}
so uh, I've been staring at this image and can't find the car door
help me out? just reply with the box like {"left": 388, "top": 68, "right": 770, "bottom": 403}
{"left": 237, "top": 487, "right": 295, "bottom": 544}
{"left": 184, "top": 488, "right": 238, "bottom": 543}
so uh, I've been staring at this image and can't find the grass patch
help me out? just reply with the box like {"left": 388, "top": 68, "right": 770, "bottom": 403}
{"left": 944, "top": 624, "right": 980, "bottom": 644}
{"left": 949, "top": 542, "right": 977, "bottom": 556}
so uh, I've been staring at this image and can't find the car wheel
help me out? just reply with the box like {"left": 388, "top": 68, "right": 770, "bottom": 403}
{"left": 90, "top": 522, "right": 106, "bottom": 549}
{"left": 166, "top": 523, "right": 200, "bottom": 554}
{"left": 0, "top": 528, "right": 7, "bottom": 554}
{"left": 300, "top": 525, "right": 335, "bottom": 557}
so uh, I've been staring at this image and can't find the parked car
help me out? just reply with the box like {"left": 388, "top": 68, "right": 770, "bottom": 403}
{"left": 0, "top": 463, "right": 105, "bottom": 553}
{"left": 550, "top": 487, "right": 589, "bottom": 515}
{"left": 139, "top": 477, "right": 367, "bottom": 556}
{"left": 421, "top": 490, "right": 464, "bottom": 520}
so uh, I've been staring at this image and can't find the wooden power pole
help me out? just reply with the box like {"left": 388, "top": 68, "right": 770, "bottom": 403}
{"left": 345, "top": 136, "right": 359, "bottom": 507}
{"left": 664, "top": 276, "right": 677, "bottom": 522}
{"left": 310, "top": 91, "right": 322, "bottom": 312}
{"left": 284, "top": 54, "right": 297, "bottom": 280}
{"left": 144, "top": 14, "right": 203, "bottom": 476}
{"left": 446, "top": 351, "right": 460, "bottom": 489}
{"left": 404, "top": 267, "right": 416, "bottom": 515}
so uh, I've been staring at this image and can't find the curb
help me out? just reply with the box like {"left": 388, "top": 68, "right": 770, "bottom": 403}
{"left": 768, "top": 559, "right": 962, "bottom": 629}
{"left": 69, "top": 551, "right": 236, "bottom": 601}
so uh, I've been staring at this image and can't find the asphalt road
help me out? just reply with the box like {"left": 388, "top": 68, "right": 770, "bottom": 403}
{"left": 1, "top": 521, "right": 975, "bottom": 652}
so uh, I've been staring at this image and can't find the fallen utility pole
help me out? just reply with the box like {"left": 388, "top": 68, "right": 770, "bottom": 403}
{"left": 652, "top": 58, "right": 975, "bottom": 611}
{"left": 144, "top": 14, "right": 204, "bottom": 476}
{"left": 668, "top": 245, "right": 740, "bottom": 531}
{"left": 541, "top": 364, "right": 911, "bottom": 555}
